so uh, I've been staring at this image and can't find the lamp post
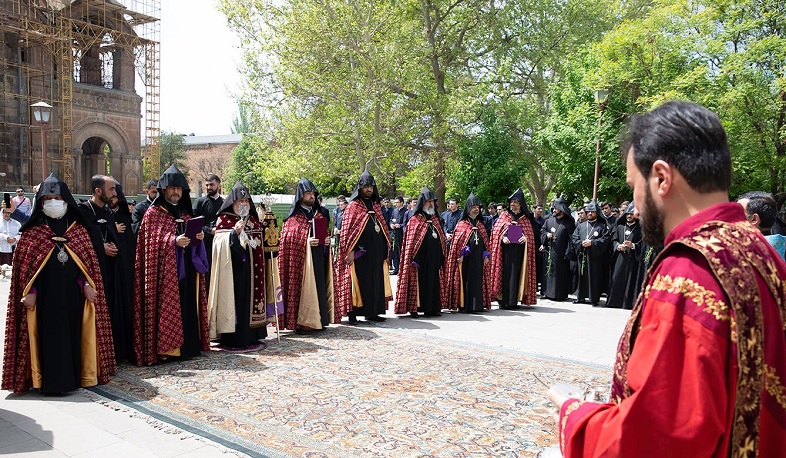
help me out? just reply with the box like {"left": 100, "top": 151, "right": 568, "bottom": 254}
{"left": 31, "top": 101, "right": 52, "bottom": 182}
{"left": 592, "top": 89, "right": 609, "bottom": 202}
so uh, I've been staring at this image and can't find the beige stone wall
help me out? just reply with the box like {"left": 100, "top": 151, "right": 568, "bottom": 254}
{"left": 184, "top": 143, "right": 237, "bottom": 197}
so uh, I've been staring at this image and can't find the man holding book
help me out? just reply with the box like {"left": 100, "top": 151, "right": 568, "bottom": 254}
{"left": 279, "top": 178, "right": 335, "bottom": 333}
{"left": 489, "top": 188, "right": 538, "bottom": 309}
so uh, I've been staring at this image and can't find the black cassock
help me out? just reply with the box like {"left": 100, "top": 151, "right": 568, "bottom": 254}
{"left": 414, "top": 221, "right": 444, "bottom": 315}
{"left": 78, "top": 202, "right": 128, "bottom": 362}
{"left": 462, "top": 220, "right": 486, "bottom": 312}
{"left": 112, "top": 206, "right": 135, "bottom": 362}
{"left": 633, "top": 241, "right": 662, "bottom": 300}
{"left": 353, "top": 199, "right": 388, "bottom": 317}
{"left": 540, "top": 215, "right": 575, "bottom": 301}
{"left": 571, "top": 219, "right": 610, "bottom": 306}
{"left": 606, "top": 222, "right": 642, "bottom": 309}
{"left": 34, "top": 217, "right": 84, "bottom": 393}
{"left": 220, "top": 230, "right": 268, "bottom": 347}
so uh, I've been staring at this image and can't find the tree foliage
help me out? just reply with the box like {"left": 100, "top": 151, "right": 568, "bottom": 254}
{"left": 159, "top": 131, "right": 189, "bottom": 177}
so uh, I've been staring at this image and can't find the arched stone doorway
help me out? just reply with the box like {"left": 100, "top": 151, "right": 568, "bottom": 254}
{"left": 80, "top": 136, "right": 111, "bottom": 192}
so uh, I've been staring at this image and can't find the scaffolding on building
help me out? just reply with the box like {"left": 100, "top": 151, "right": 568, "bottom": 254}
{"left": 0, "top": 0, "right": 160, "bottom": 189}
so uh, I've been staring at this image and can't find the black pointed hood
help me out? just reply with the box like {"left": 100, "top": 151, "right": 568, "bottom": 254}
{"left": 585, "top": 200, "right": 600, "bottom": 213}
{"left": 285, "top": 177, "right": 320, "bottom": 220}
{"left": 349, "top": 171, "right": 380, "bottom": 203}
{"left": 154, "top": 164, "right": 192, "bottom": 215}
{"left": 109, "top": 177, "right": 132, "bottom": 219}
{"left": 461, "top": 192, "right": 483, "bottom": 220}
{"left": 22, "top": 173, "right": 85, "bottom": 231}
{"left": 507, "top": 187, "right": 536, "bottom": 225}
{"left": 414, "top": 186, "right": 438, "bottom": 216}
{"left": 624, "top": 202, "right": 635, "bottom": 215}
{"left": 218, "top": 181, "right": 259, "bottom": 220}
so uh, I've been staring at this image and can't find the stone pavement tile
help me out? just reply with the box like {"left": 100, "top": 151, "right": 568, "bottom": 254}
{"left": 56, "top": 395, "right": 148, "bottom": 435}
{"left": 0, "top": 438, "right": 67, "bottom": 456}
{"left": 13, "top": 412, "right": 122, "bottom": 456}
{"left": 0, "top": 416, "right": 36, "bottom": 449}
{"left": 71, "top": 440, "right": 158, "bottom": 458}
{"left": 116, "top": 426, "right": 207, "bottom": 458}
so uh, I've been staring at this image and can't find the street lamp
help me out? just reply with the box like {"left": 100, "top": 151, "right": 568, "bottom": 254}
{"left": 592, "top": 89, "right": 610, "bottom": 202}
{"left": 31, "top": 101, "right": 52, "bottom": 182}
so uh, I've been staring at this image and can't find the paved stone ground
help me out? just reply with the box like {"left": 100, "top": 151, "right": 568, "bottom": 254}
{"left": 0, "top": 275, "right": 631, "bottom": 456}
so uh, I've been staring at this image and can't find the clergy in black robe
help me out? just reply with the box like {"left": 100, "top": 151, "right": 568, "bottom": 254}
{"left": 606, "top": 203, "right": 643, "bottom": 309}
{"left": 389, "top": 197, "right": 406, "bottom": 275}
{"left": 2, "top": 174, "right": 115, "bottom": 393}
{"left": 107, "top": 179, "right": 136, "bottom": 362}
{"left": 78, "top": 175, "right": 126, "bottom": 362}
{"left": 132, "top": 179, "right": 158, "bottom": 234}
{"left": 444, "top": 193, "right": 492, "bottom": 312}
{"left": 335, "top": 172, "right": 392, "bottom": 323}
{"left": 209, "top": 182, "right": 269, "bottom": 346}
{"left": 394, "top": 187, "right": 447, "bottom": 317}
{"left": 540, "top": 197, "right": 576, "bottom": 301}
{"left": 192, "top": 174, "right": 224, "bottom": 288}
{"left": 571, "top": 201, "right": 611, "bottom": 307}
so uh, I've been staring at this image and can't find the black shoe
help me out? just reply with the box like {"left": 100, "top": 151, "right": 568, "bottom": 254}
{"left": 367, "top": 315, "right": 386, "bottom": 322}
{"left": 295, "top": 329, "right": 315, "bottom": 335}
{"left": 573, "top": 299, "right": 586, "bottom": 304}
{"left": 591, "top": 303, "right": 600, "bottom": 307}
{"left": 409, "top": 312, "right": 420, "bottom": 318}
{"left": 498, "top": 304, "right": 508, "bottom": 310}
{"left": 347, "top": 314, "right": 358, "bottom": 325}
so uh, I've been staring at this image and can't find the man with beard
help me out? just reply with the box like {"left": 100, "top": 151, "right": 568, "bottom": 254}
{"left": 444, "top": 193, "right": 492, "bottom": 313}
{"left": 550, "top": 101, "right": 786, "bottom": 457}
{"left": 394, "top": 187, "right": 446, "bottom": 317}
{"left": 208, "top": 182, "right": 269, "bottom": 347}
{"left": 132, "top": 179, "right": 158, "bottom": 233}
{"left": 106, "top": 179, "right": 136, "bottom": 362}
{"left": 133, "top": 165, "right": 209, "bottom": 365}
{"left": 279, "top": 178, "right": 336, "bottom": 333}
{"left": 571, "top": 201, "right": 610, "bottom": 307}
{"left": 605, "top": 203, "right": 642, "bottom": 309}
{"left": 336, "top": 171, "right": 392, "bottom": 323}
{"left": 388, "top": 196, "right": 406, "bottom": 275}
{"left": 2, "top": 174, "right": 115, "bottom": 393}
{"left": 490, "top": 188, "right": 538, "bottom": 309}
{"left": 540, "top": 198, "right": 576, "bottom": 301}
{"left": 78, "top": 175, "right": 126, "bottom": 361}
{"left": 193, "top": 174, "right": 224, "bottom": 287}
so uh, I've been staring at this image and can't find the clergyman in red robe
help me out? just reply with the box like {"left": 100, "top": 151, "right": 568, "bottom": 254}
{"left": 548, "top": 101, "right": 786, "bottom": 457}
{"left": 133, "top": 165, "right": 209, "bottom": 365}
{"left": 393, "top": 187, "right": 447, "bottom": 317}
{"left": 2, "top": 173, "right": 116, "bottom": 393}
{"left": 279, "top": 178, "right": 336, "bottom": 332}
{"left": 489, "top": 188, "right": 537, "bottom": 309}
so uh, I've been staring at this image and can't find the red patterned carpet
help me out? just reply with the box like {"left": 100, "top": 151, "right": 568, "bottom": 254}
{"left": 92, "top": 325, "right": 610, "bottom": 457}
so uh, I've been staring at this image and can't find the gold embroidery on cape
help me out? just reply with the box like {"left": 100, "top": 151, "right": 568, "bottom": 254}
{"left": 560, "top": 400, "right": 582, "bottom": 450}
{"left": 764, "top": 365, "right": 786, "bottom": 412}
{"left": 648, "top": 274, "right": 729, "bottom": 321}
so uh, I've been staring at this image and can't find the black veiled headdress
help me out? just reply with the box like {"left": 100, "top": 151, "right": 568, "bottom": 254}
{"left": 414, "top": 186, "right": 438, "bottom": 216}
{"left": 461, "top": 192, "right": 483, "bottom": 220}
{"left": 584, "top": 200, "right": 600, "bottom": 213}
{"left": 110, "top": 177, "right": 132, "bottom": 219}
{"left": 22, "top": 173, "right": 85, "bottom": 231}
{"left": 349, "top": 171, "right": 380, "bottom": 203}
{"left": 219, "top": 181, "right": 260, "bottom": 220}
{"left": 154, "top": 164, "right": 192, "bottom": 215}
{"left": 507, "top": 187, "right": 536, "bottom": 226}
{"left": 285, "top": 177, "right": 320, "bottom": 221}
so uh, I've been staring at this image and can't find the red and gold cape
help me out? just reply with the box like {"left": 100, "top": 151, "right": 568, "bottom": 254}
{"left": 132, "top": 206, "right": 209, "bottom": 366}
{"left": 2, "top": 222, "right": 116, "bottom": 392}
{"left": 393, "top": 212, "right": 447, "bottom": 314}
{"left": 444, "top": 218, "right": 492, "bottom": 311}
{"left": 489, "top": 211, "right": 537, "bottom": 305}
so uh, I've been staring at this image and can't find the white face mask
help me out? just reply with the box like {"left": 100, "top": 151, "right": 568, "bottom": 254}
{"left": 236, "top": 203, "right": 249, "bottom": 217}
{"left": 42, "top": 199, "right": 68, "bottom": 219}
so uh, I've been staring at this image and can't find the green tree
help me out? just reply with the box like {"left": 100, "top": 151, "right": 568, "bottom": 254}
{"left": 159, "top": 131, "right": 190, "bottom": 177}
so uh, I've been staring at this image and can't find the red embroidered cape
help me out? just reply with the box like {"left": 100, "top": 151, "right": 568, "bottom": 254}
{"left": 214, "top": 214, "right": 267, "bottom": 327}
{"left": 335, "top": 199, "right": 391, "bottom": 316}
{"left": 393, "top": 213, "right": 447, "bottom": 314}
{"left": 444, "top": 219, "right": 492, "bottom": 311}
{"left": 489, "top": 211, "right": 537, "bottom": 305}
{"left": 279, "top": 212, "right": 338, "bottom": 329}
{"left": 133, "top": 206, "right": 209, "bottom": 366}
{"left": 558, "top": 203, "right": 786, "bottom": 457}
{"left": 2, "top": 222, "right": 116, "bottom": 392}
